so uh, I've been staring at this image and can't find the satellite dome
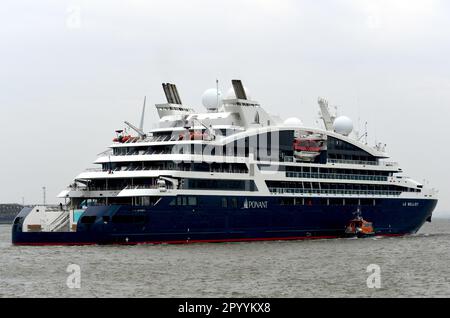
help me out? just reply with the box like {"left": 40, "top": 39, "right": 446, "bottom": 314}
{"left": 283, "top": 117, "right": 303, "bottom": 127}
{"left": 333, "top": 116, "right": 353, "bottom": 136}
{"left": 225, "top": 86, "right": 252, "bottom": 100}
{"left": 202, "top": 88, "right": 223, "bottom": 110}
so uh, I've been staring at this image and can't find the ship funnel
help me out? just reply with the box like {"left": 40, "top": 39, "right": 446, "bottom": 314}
{"left": 162, "top": 83, "right": 182, "bottom": 105}
{"left": 232, "top": 79, "right": 248, "bottom": 100}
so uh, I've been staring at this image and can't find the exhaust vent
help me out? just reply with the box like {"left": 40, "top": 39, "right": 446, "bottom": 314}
{"left": 162, "top": 83, "right": 182, "bottom": 105}
{"left": 231, "top": 79, "right": 247, "bottom": 100}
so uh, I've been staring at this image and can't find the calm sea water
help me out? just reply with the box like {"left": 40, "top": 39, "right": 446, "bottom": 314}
{"left": 1, "top": 220, "right": 450, "bottom": 298}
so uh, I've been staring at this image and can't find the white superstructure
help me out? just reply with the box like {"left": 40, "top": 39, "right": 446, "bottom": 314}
{"left": 52, "top": 80, "right": 436, "bottom": 216}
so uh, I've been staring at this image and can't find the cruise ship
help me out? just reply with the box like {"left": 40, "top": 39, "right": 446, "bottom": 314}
{"left": 12, "top": 80, "right": 438, "bottom": 245}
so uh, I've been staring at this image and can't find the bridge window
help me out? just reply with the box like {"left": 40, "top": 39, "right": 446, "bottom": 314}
{"left": 327, "top": 136, "right": 375, "bottom": 162}
{"left": 171, "top": 196, "right": 198, "bottom": 207}
{"left": 184, "top": 179, "right": 257, "bottom": 191}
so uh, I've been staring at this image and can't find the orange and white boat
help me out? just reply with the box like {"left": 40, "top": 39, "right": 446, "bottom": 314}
{"left": 345, "top": 207, "right": 375, "bottom": 237}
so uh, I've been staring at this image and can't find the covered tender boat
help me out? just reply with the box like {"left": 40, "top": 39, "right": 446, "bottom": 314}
{"left": 345, "top": 207, "right": 375, "bottom": 237}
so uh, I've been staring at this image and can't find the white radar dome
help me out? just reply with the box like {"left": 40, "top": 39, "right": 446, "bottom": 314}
{"left": 225, "top": 86, "right": 252, "bottom": 100}
{"left": 202, "top": 88, "right": 223, "bottom": 110}
{"left": 333, "top": 116, "right": 353, "bottom": 136}
{"left": 283, "top": 117, "right": 303, "bottom": 127}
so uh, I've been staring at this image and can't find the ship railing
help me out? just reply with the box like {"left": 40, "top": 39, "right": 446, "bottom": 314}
{"left": 140, "top": 135, "right": 173, "bottom": 143}
{"left": 124, "top": 185, "right": 169, "bottom": 190}
{"left": 327, "top": 159, "right": 378, "bottom": 166}
{"left": 327, "top": 159, "right": 399, "bottom": 167}
{"left": 268, "top": 188, "right": 402, "bottom": 197}
{"left": 286, "top": 172, "right": 388, "bottom": 182}
{"left": 70, "top": 186, "right": 124, "bottom": 192}
{"left": 209, "top": 169, "right": 248, "bottom": 174}
{"left": 138, "top": 185, "right": 160, "bottom": 190}
{"left": 380, "top": 161, "right": 399, "bottom": 167}
{"left": 44, "top": 205, "right": 70, "bottom": 212}
{"left": 112, "top": 149, "right": 174, "bottom": 156}
{"left": 96, "top": 166, "right": 248, "bottom": 174}
{"left": 97, "top": 149, "right": 113, "bottom": 157}
{"left": 85, "top": 168, "right": 103, "bottom": 172}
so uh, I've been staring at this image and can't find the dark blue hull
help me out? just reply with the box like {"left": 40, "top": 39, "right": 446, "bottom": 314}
{"left": 12, "top": 196, "right": 437, "bottom": 245}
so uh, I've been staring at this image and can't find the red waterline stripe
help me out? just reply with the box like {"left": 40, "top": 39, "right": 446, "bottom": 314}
{"left": 113, "top": 235, "right": 340, "bottom": 246}
{"left": 377, "top": 233, "right": 404, "bottom": 237}
{"left": 13, "top": 242, "right": 98, "bottom": 246}
{"left": 12, "top": 233, "right": 405, "bottom": 246}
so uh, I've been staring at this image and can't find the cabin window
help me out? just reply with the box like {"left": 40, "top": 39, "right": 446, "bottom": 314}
{"left": 173, "top": 196, "right": 198, "bottom": 206}
{"left": 280, "top": 198, "right": 295, "bottom": 206}
{"left": 188, "top": 196, "right": 197, "bottom": 206}
{"left": 221, "top": 198, "right": 228, "bottom": 208}
{"left": 345, "top": 199, "right": 359, "bottom": 206}
{"left": 184, "top": 179, "right": 257, "bottom": 191}
{"left": 329, "top": 198, "right": 344, "bottom": 206}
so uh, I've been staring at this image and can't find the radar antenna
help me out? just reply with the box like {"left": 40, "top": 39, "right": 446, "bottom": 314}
{"left": 357, "top": 121, "right": 368, "bottom": 145}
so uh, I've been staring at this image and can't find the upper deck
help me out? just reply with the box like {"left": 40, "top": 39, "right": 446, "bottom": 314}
{"left": 57, "top": 80, "right": 438, "bottom": 203}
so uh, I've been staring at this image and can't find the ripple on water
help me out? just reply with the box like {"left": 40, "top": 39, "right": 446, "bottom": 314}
{"left": 1, "top": 220, "right": 450, "bottom": 297}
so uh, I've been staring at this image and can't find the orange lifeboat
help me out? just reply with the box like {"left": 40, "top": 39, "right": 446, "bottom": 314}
{"left": 179, "top": 131, "right": 207, "bottom": 140}
{"left": 345, "top": 207, "right": 375, "bottom": 238}
{"left": 189, "top": 131, "right": 205, "bottom": 140}
{"left": 293, "top": 135, "right": 326, "bottom": 162}
{"left": 113, "top": 130, "right": 133, "bottom": 143}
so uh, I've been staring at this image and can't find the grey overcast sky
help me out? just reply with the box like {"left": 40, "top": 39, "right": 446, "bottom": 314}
{"left": 1, "top": 0, "right": 449, "bottom": 216}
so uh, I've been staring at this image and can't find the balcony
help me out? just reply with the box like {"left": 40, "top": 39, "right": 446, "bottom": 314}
{"left": 286, "top": 172, "right": 388, "bottom": 182}
{"left": 269, "top": 187, "right": 402, "bottom": 197}
{"left": 327, "top": 159, "right": 398, "bottom": 167}
{"left": 85, "top": 166, "right": 248, "bottom": 174}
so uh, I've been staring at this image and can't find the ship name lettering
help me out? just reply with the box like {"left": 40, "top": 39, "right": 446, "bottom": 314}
{"left": 402, "top": 202, "right": 419, "bottom": 207}
{"left": 244, "top": 201, "right": 268, "bottom": 209}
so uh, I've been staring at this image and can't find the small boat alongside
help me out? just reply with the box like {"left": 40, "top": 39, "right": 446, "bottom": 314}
{"left": 345, "top": 207, "right": 375, "bottom": 238}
